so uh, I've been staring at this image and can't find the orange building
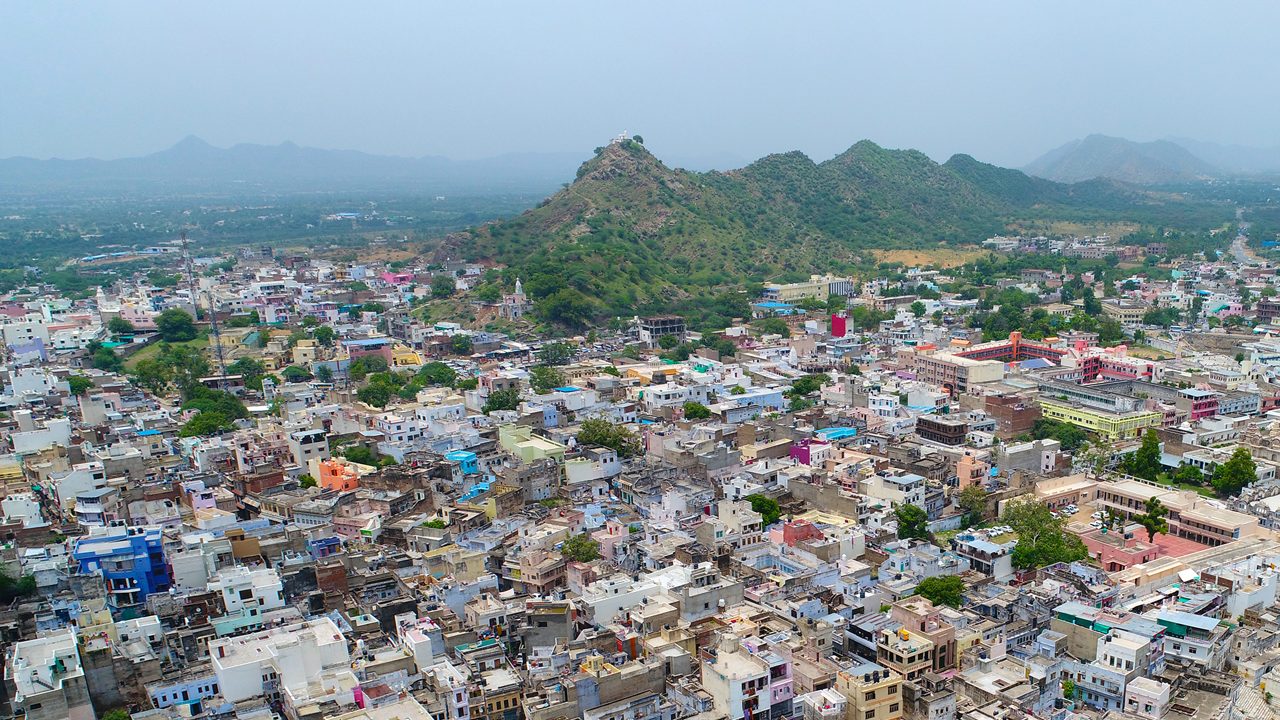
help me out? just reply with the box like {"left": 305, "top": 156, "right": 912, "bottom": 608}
{"left": 318, "top": 458, "right": 361, "bottom": 492}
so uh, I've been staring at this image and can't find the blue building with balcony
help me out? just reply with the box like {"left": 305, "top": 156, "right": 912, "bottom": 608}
{"left": 73, "top": 525, "right": 171, "bottom": 612}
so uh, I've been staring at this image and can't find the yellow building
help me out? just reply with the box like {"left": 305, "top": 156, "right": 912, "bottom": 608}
{"left": 835, "top": 662, "right": 904, "bottom": 720}
{"left": 1039, "top": 398, "right": 1162, "bottom": 440}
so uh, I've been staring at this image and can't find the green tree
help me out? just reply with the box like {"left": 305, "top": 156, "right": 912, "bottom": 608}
{"left": 314, "top": 364, "right": 334, "bottom": 383}
{"left": 348, "top": 358, "right": 368, "bottom": 382}
{"left": 100, "top": 709, "right": 131, "bottom": 720}
{"left": 914, "top": 575, "right": 964, "bottom": 608}
{"left": 536, "top": 288, "right": 597, "bottom": 327}
{"left": 280, "top": 365, "right": 312, "bottom": 383}
{"left": 357, "top": 384, "right": 392, "bottom": 408}
{"left": 417, "top": 361, "right": 457, "bottom": 386}
{"left": 1172, "top": 463, "right": 1204, "bottom": 486}
{"left": 910, "top": 301, "right": 926, "bottom": 318}
{"left": 482, "top": 388, "right": 522, "bottom": 414}
{"left": 561, "top": 533, "right": 601, "bottom": 562}
{"left": 451, "top": 334, "right": 474, "bottom": 355}
{"left": 683, "top": 401, "right": 712, "bottom": 420}
{"left": 431, "top": 273, "right": 455, "bottom": 298}
{"left": 537, "top": 341, "right": 575, "bottom": 366}
{"left": 958, "top": 484, "right": 988, "bottom": 528}
{"left": 314, "top": 325, "right": 335, "bottom": 347}
{"left": 1031, "top": 418, "right": 1087, "bottom": 452}
{"left": 577, "top": 418, "right": 642, "bottom": 457}
{"left": 67, "top": 375, "right": 93, "bottom": 396}
{"left": 343, "top": 446, "right": 379, "bottom": 465}
{"left": 730, "top": 385, "right": 747, "bottom": 395}
{"left": 298, "top": 474, "right": 317, "bottom": 489}
{"left": 1003, "top": 499, "right": 1087, "bottom": 569}
{"left": 1211, "top": 447, "right": 1257, "bottom": 497}
{"left": 179, "top": 411, "right": 235, "bottom": 438}
{"left": 753, "top": 317, "right": 790, "bottom": 337}
{"left": 744, "top": 494, "right": 781, "bottom": 526}
{"left": 155, "top": 308, "right": 199, "bottom": 342}
{"left": 1134, "top": 496, "right": 1169, "bottom": 542}
{"left": 529, "top": 365, "right": 565, "bottom": 393}
{"left": 227, "top": 357, "right": 266, "bottom": 390}
{"left": 658, "top": 334, "right": 679, "bottom": 350}
{"left": 895, "top": 504, "right": 930, "bottom": 540}
{"left": 1123, "top": 429, "right": 1163, "bottom": 481}
{"left": 107, "top": 316, "right": 135, "bottom": 335}
{"left": 130, "top": 358, "right": 173, "bottom": 393}
{"left": 0, "top": 569, "right": 36, "bottom": 602}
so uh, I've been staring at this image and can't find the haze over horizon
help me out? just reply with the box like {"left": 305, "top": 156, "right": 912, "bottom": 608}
{"left": 3, "top": 1, "right": 1277, "bottom": 170}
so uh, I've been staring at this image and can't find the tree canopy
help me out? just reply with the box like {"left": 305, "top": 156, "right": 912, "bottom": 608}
{"left": 561, "top": 533, "right": 601, "bottom": 563}
{"left": 914, "top": 575, "right": 964, "bottom": 608}
{"left": 1211, "top": 447, "right": 1257, "bottom": 497}
{"left": 155, "top": 308, "right": 199, "bottom": 342}
{"left": 577, "top": 418, "right": 642, "bottom": 457}
{"left": 744, "top": 494, "right": 781, "bottom": 526}
{"left": 1003, "top": 499, "right": 1087, "bottom": 569}
{"left": 895, "top": 504, "right": 930, "bottom": 540}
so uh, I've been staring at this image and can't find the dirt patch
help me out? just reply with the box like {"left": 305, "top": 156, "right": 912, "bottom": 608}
{"left": 871, "top": 246, "right": 988, "bottom": 268}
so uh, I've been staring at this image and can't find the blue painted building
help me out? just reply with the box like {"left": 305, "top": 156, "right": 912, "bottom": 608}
{"left": 446, "top": 450, "right": 480, "bottom": 476}
{"left": 73, "top": 525, "right": 171, "bottom": 611}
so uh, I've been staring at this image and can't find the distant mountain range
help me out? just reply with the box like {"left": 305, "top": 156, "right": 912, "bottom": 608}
{"left": 0, "top": 136, "right": 587, "bottom": 198}
{"left": 1024, "top": 134, "right": 1280, "bottom": 184}
{"left": 440, "top": 138, "right": 1221, "bottom": 323}
{"left": 0, "top": 137, "right": 756, "bottom": 200}
{"left": 1023, "top": 135, "right": 1215, "bottom": 185}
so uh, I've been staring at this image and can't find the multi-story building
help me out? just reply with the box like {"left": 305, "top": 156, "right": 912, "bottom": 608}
{"left": 702, "top": 632, "right": 791, "bottom": 720}
{"left": 1038, "top": 399, "right": 1163, "bottom": 440}
{"left": 637, "top": 316, "right": 687, "bottom": 348}
{"left": 4, "top": 630, "right": 91, "bottom": 720}
{"left": 1094, "top": 479, "right": 1260, "bottom": 546}
{"left": 834, "top": 662, "right": 904, "bottom": 720}
{"left": 73, "top": 524, "right": 171, "bottom": 611}
{"left": 209, "top": 617, "right": 353, "bottom": 704}
{"left": 876, "top": 627, "right": 933, "bottom": 682}
{"left": 915, "top": 416, "right": 968, "bottom": 446}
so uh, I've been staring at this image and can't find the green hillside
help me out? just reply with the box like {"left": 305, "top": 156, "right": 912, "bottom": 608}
{"left": 443, "top": 138, "right": 1228, "bottom": 326}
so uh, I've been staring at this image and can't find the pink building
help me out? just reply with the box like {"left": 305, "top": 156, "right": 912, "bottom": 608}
{"left": 380, "top": 271, "right": 414, "bottom": 285}
{"left": 768, "top": 519, "right": 825, "bottom": 547}
{"left": 1079, "top": 525, "right": 1160, "bottom": 572}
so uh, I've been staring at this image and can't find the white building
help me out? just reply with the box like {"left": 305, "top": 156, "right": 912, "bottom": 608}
{"left": 4, "top": 629, "right": 91, "bottom": 720}
{"left": 209, "top": 566, "right": 285, "bottom": 615}
{"left": 209, "top": 617, "right": 352, "bottom": 703}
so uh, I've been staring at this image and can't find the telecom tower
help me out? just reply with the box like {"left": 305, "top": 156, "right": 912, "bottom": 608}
{"left": 179, "top": 231, "right": 227, "bottom": 375}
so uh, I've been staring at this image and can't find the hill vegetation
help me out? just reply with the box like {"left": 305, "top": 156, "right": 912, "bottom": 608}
{"left": 446, "top": 138, "right": 1230, "bottom": 326}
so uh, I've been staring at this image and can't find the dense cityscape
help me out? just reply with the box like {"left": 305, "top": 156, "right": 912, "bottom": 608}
{"left": 8, "top": 4, "right": 1280, "bottom": 720}
{"left": 3, "top": 201, "right": 1280, "bottom": 720}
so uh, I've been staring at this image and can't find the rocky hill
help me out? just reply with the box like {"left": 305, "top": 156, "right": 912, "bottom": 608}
{"left": 444, "top": 138, "right": 1225, "bottom": 325}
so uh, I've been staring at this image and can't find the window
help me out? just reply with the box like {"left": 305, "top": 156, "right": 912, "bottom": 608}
{"left": 865, "top": 691, "right": 876, "bottom": 701}
{"left": 865, "top": 712, "right": 875, "bottom": 720}
{"left": 890, "top": 704, "right": 899, "bottom": 713}
{"left": 888, "top": 685, "right": 898, "bottom": 695}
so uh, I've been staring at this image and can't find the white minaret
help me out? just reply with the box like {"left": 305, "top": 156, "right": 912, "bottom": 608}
{"left": 514, "top": 277, "right": 524, "bottom": 297}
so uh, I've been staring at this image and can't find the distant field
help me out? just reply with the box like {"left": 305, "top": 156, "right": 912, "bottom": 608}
{"left": 1007, "top": 220, "right": 1142, "bottom": 238}
{"left": 871, "top": 246, "right": 988, "bottom": 268}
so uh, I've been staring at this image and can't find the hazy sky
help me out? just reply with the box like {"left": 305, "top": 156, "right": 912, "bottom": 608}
{"left": 3, "top": 2, "right": 1277, "bottom": 169}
